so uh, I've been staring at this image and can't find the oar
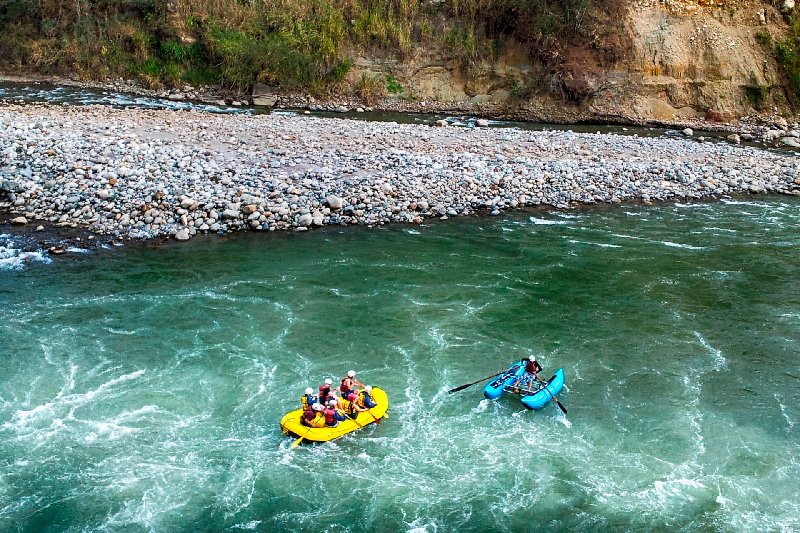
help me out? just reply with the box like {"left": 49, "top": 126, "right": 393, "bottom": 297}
{"left": 535, "top": 378, "right": 568, "bottom": 415}
{"left": 448, "top": 371, "right": 502, "bottom": 394}
{"left": 291, "top": 426, "right": 313, "bottom": 448}
{"left": 364, "top": 410, "right": 381, "bottom": 425}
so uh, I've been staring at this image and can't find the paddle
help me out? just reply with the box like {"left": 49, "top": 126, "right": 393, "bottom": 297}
{"left": 535, "top": 377, "right": 568, "bottom": 415}
{"left": 291, "top": 427, "right": 313, "bottom": 448}
{"left": 448, "top": 371, "right": 502, "bottom": 394}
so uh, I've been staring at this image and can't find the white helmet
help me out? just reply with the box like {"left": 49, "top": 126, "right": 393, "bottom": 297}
{"left": 305, "top": 387, "right": 313, "bottom": 395}
{"left": 364, "top": 385, "right": 373, "bottom": 393}
{"left": 529, "top": 355, "right": 536, "bottom": 361}
{"left": 324, "top": 378, "right": 333, "bottom": 385}
{"left": 312, "top": 403, "right": 323, "bottom": 411}
{"left": 347, "top": 370, "right": 356, "bottom": 378}
{"left": 328, "top": 399, "right": 337, "bottom": 406}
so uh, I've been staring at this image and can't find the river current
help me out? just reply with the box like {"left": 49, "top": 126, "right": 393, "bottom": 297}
{"left": 1, "top": 197, "right": 799, "bottom": 531}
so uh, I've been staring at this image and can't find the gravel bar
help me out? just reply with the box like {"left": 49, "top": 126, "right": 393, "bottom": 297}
{"left": 1, "top": 103, "right": 799, "bottom": 241}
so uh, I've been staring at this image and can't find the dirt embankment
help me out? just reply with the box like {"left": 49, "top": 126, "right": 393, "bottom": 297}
{"left": 333, "top": 0, "right": 791, "bottom": 125}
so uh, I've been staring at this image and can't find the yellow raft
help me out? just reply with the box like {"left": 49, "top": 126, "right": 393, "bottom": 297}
{"left": 280, "top": 387, "right": 389, "bottom": 443}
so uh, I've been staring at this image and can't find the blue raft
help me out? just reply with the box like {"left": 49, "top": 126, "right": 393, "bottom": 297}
{"left": 483, "top": 362, "right": 565, "bottom": 411}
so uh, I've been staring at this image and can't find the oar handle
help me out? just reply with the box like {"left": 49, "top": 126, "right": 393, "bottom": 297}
{"left": 448, "top": 371, "right": 504, "bottom": 394}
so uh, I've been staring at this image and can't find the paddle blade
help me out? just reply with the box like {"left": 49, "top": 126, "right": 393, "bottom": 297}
{"left": 554, "top": 398, "right": 568, "bottom": 415}
{"left": 291, "top": 436, "right": 303, "bottom": 448}
{"left": 447, "top": 383, "right": 473, "bottom": 394}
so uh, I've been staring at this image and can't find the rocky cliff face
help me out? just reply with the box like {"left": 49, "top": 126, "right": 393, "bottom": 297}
{"left": 339, "top": 0, "right": 789, "bottom": 124}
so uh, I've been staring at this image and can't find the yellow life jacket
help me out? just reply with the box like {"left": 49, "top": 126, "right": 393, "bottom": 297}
{"left": 339, "top": 397, "right": 356, "bottom": 416}
{"left": 310, "top": 413, "right": 326, "bottom": 428}
{"left": 301, "top": 396, "right": 310, "bottom": 410}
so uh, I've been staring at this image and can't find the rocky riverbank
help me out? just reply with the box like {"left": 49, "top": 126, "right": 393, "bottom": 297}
{"left": 1, "top": 102, "right": 799, "bottom": 242}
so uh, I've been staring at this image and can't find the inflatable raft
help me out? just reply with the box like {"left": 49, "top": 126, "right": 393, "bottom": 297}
{"left": 483, "top": 363, "right": 565, "bottom": 411}
{"left": 280, "top": 387, "right": 389, "bottom": 443}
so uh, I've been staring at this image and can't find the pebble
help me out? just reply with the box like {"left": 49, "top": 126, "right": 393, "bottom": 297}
{"left": 0, "top": 104, "right": 798, "bottom": 242}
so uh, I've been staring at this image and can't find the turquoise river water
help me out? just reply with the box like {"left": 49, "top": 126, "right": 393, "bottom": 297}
{"left": 1, "top": 198, "right": 800, "bottom": 532}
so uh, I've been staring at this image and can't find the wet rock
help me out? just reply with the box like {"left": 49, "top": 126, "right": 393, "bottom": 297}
{"left": 297, "top": 213, "right": 313, "bottom": 227}
{"left": 780, "top": 137, "right": 800, "bottom": 148}
{"left": 11, "top": 216, "right": 28, "bottom": 225}
{"left": 174, "top": 228, "right": 191, "bottom": 241}
{"left": 326, "top": 195, "right": 344, "bottom": 210}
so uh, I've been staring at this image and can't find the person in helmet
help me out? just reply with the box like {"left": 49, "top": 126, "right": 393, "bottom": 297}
{"left": 319, "top": 378, "right": 334, "bottom": 405}
{"left": 512, "top": 355, "right": 543, "bottom": 393}
{"left": 324, "top": 398, "right": 346, "bottom": 427}
{"left": 340, "top": 370, "right": 364, "bottom": 398}
{"left": 359, "top": 384, "right": 377, "bottom": 409}
{"left": 300, "top": 387, "right": 318, "bottom": 410}
{"left": 301, "top": 402, "right": 326, "bottom": 428}
{"left": 339, "top": 391, "right": 368, "bottom": 419}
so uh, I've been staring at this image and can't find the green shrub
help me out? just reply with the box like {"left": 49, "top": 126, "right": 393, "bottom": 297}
{"left": 385, "top": 75, "right": 403, "bottom": 94}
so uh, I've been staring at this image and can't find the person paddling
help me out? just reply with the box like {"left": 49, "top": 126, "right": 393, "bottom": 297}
{"left": 360, "top": 385, "right": 377, "bottom": 408}
{"left": 300, "top": 387, "right": 318, "bottom": 410}
{"left": 512, "top": 355, "right": 543, "bottom": 394}
{"left": 319, "top": 378, "right": 334, "bottom": 405}
{"left": 340, "top": 370, "right": 364, "bottom": 398}
{"left": 301, "top": 403, "right": 326, "bottom": 428}
{"left": 324, "top": 399, "right": 347, "bottom": 427}
{"left": 340, "top": 391, "right": 368, "bottom": 419}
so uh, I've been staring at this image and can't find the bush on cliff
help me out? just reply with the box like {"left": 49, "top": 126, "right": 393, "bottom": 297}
{"left": 0, "top": 0, "right": 631, "bottom": 100}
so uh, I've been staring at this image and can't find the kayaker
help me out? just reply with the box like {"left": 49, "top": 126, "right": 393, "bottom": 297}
{"left": 512, "top": 355, "right": 543, "bottom": 393}
{"left": 340, "top": 370, "right": 364, "bottom": 398}
{"left": 301, "top": 403, "right": 326, "bottom": 428}
{"left": 300, "top": 387, "right": 318, "bottom": 410}
{"left": 324, "top": 399, "right": 347, "bottom": 427}
{"left": 360, "top": 385, "right": 377, "bottom": 408}
{"left": 319, "top": 378, "right": 334, "bottom": 405}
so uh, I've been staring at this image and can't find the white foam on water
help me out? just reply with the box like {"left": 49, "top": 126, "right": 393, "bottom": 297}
{"left": 406, "top": 519, "right": 438, "bottom": 532}
{"left": 566, "top": 239, "right": 622, "bottom": 248}
{"left": 774, "top": 394, "right": 796, "bottom": 429}
{"left": 65, "top": 247, "right": 89, "bottom": 253}
{"left": 231, "top": 521, "right": 261, "bottom": 530}
{"left": 661, "top": 241, "right": 707, "bottom": 250}
{"left": 405, "top": 229, "right": 421, "bottom": 235}
{"left": 693, "top": 331, "right": 728, "bottom": 371}
{"left": 611, "top": 233, "right": 644, "bottom": 240}
{"left": 0, "top": 244, "right": 51, "bottom": 270}
{"left": 529, "top": 217, "right": 571, "bottom": 225}
{"left": 5, "top": 369, "right": 146, "bottom": 438}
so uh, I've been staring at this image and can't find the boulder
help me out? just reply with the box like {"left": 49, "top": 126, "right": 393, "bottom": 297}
{"left": 0, "top": 180, "right": 22, "bottom": 193}
{"left": 782, "top": 0, "right": 795, "bottom": 14}
{"left": 174, "top": 228, "right": 191, "bottom": 241}
{"left": 765, "top": 130, "right": 783, "bottom": 142}
{"left": 726, "top": 134, "right": 741, "bottom": 144}
{"left": 435, "top": 119, "right": 448, "bottom": 127}
{"left": 780, "top": 137, "right": 800, "bottom": 148}
{"left": 297, "top": 213, "right": 313, "bottom": 227}
{"left": 11, "top": 216, "right": 27, "bottom": 225}
{"left": 253, "top": 95, "right": 278, "bottom": 107}
{"left": 682, "top": 128, "right": 694, "bottom": 137}
{"left": 222, "top": 209, "right": 240, "bottom": 219}
{"left": 326, "top": 195, "right": 344, "bottom": 210}
{"left": 475, "top": 119, "right": 490, "bottom": 127}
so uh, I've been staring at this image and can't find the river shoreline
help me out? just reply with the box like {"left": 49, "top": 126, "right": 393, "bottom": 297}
{"left": 1, "top": 99, "right": 799, "bottom": 244}
{"left": 1, "top": 72, "right": 794, "bottom": 136}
